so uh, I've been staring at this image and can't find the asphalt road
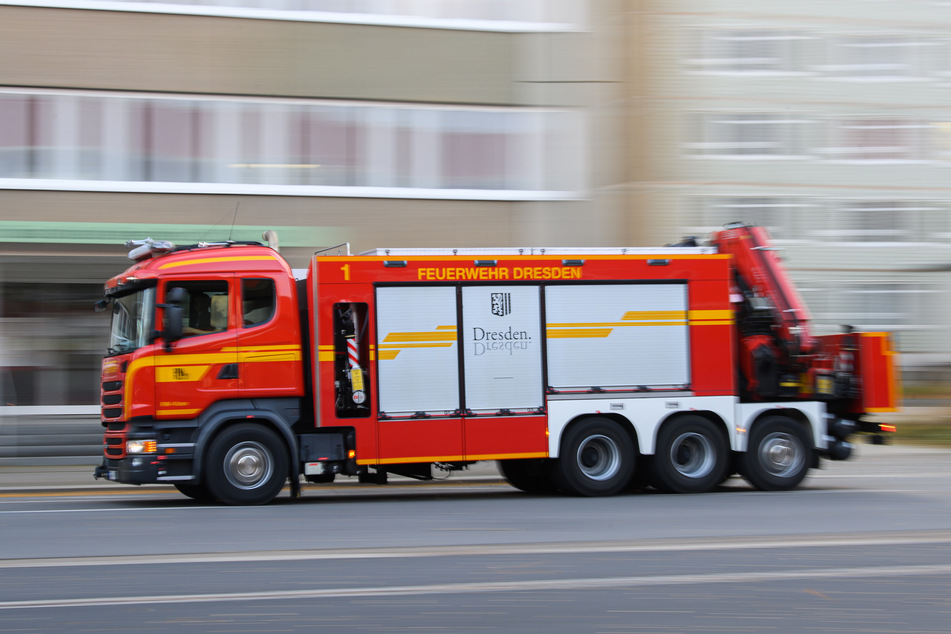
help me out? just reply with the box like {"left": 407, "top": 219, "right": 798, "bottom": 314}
{"left": 2, "top": 443, "right": 951, "bottom": 632}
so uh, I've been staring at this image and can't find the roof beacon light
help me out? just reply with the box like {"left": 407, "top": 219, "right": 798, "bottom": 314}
{"left": 126, "top": 238, "right": 176, "bottom": 262}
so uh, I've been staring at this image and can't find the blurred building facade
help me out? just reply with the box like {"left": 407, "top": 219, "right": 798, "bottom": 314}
{"left": 0, "top": 0, "right": 948, "bottom": 405}
{"left": 632, "top": 0, "right": 951, "bottom": 384}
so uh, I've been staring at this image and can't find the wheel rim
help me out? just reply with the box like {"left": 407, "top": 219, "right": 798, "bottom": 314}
{"left": 223, "top": 441, "right": 273, "bottom": 490}
{"left": 758, "top": 432, "right": 804, "bottom": 477}
{"left": 575, "top": 434, "right": 621, "bottom": 481}
{"left": 669, "top": 432, "right": 715, "bottom": 479}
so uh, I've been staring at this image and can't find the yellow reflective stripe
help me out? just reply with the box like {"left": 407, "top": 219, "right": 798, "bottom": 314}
{"left": 622, "top": 310, "right": 687, "bottom": 321}
{"left": 383, "top": 331, "right": 458, "bottom": 343}
{"left": 153, "top": 353, "right": 235, "bottom": 366}
{"left": 547, "top": 320, "right": 688, "bottom": 328}
{"left": 156, "top": 408, "right": 202, "bottom": 416}
{"left": 158, "top": 256, "right": 276, "bottom": 269}
{"left": 467, "top": 452, "right": 549, "bottom": 461}
{"left": 378, "top": 350, "right": 399, "bottom": 360}
{"left": 546, "top": 328, "right": 613, "bottom": 338}
{"left": 221, "top": 345, "right": 302, "bottom": 353}
{"left": 688, "top": 310, "right": 732, "bottom": 321}
{"left": 237, "top": 350, "right": 302, "bottom": 362}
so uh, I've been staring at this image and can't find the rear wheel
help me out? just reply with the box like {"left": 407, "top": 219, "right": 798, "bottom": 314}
{"left": 205, "top": 423, "right": 288, "bottom": 505}
{"left": 498, "top": 459, "right": 556, "bottom": 494}
{"left": 553, "top": 417, "right": 635, "bottom": 497}
{"left": 740, "top": 416, "right": 812, "bottom": 491}
{"left": 652, "top": 415, "right": 728, "bottom": 494}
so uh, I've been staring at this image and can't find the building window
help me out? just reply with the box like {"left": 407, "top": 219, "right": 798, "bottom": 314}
{"left": 833, "top": 284, "right": 911, "bottom": 328}
{"left": 824, "top": 35, "right": 936, "bottom": 81}
{"left": 692, "top": 197, "right": 809, "bottom": 240}
{"left": 839, "top": 201, "right": 909, "bottom": 242}
{"left": 828, "top": 200, "right": 951, "bottom": 243}
{"left": 0, "top": 89, "right": 581, "bottom": 199}
{"left": 689, "top": 30, "right": 811, "bottom": 75}
{"left": 822, "top": 118, "right": 931, "bottom": 162}
{"left": 806, "top": 281, "right": 922, "bottom": 337}
{"left": 687, "top": 113, "right": 809, "bottom": 158}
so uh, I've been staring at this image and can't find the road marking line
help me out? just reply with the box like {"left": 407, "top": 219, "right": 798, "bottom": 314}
{"left": 4, "top": 563, "right": 951, "bottom": 610}
{"left": 3, "top": 532, "right": 951, "bottom": 569}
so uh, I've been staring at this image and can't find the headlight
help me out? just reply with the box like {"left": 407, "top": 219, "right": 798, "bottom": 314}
{"left": 126, "top": 439, "right": 157, "bottom": 454}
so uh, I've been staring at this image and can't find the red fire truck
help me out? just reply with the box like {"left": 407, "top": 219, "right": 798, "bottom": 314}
{"left": 93, "top": 223, "right": 898, "bottom": 504}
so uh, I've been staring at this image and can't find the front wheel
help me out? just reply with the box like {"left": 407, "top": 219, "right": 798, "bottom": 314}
{"left": 205, "top": 423, "right": 288, "bottom": 505}
{"left": 651, "top": 415, "right": 728, "bottom": 494}
{"left": 739, "top": 416, "right": 812, "bottom": 491}
{"left": 174, "top": 482, "right": 215, "bottom": 503}
{"left": 553, "top": 417, "right": 635, "bottom": 497}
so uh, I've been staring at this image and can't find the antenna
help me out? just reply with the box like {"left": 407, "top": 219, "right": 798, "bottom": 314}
{"left": 199, "top": 201, "right": 241, "bottom": 244}
{"left": 228, "top": 201, "right": 240, "bottom": 242}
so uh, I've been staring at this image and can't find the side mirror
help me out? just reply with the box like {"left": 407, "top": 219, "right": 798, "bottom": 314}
{"left": 160, "top": 287, "right": 187, "bottom": 350}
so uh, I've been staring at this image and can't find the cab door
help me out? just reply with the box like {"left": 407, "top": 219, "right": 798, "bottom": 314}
{"left": 154, "top": 277, "right": 238, "bottom": 420}
{"left": 236, "top": 275, "right": 305, "bottom": 398}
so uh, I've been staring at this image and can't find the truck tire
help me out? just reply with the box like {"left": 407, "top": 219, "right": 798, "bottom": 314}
{"left": 652, "top": 415, "right": 728, "bottom": 494}
{"left": 174, "top": 482, "right": 215, "bottom": 503}
{"left": 498, "top": 458, "right": 556, "bottom": 494}
{"left": 553, "top": 417, "right": 635, "bottom": 497}
{"left": 740, "top": 416, "right": 812, "bottom": 491}
{"left": 205, "top": 423, "right": 288, "bottom": 505}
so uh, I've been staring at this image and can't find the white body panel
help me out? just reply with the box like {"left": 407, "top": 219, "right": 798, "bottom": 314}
{"left": 734, "top": 401, "right": 829, "bottom": 452}
{"left": 546, "top": 395, "right": 828, "bottom": 457}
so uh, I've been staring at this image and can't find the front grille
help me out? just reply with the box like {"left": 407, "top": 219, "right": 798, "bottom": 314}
{"left": 104, "top": 436, "right": 124, "bottom": 458}
{"left": 101, "top": 377, "right": 124, "bottom": 421}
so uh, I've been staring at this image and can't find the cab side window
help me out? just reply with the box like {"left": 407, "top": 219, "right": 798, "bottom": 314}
{"left": 242, "top": 278, "right": 275, "bottom": 327}
{"left": 168, "top": 281, "right": 229, "bottom": 337}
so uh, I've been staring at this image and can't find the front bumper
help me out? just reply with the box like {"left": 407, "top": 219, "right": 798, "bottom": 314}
{"left": 94, "top": 457, "right": 161, "bottom": 485}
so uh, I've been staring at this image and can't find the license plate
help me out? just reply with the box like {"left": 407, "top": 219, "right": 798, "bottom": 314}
{"left": 108, "top": 470, "right": 117, "bottom": 480}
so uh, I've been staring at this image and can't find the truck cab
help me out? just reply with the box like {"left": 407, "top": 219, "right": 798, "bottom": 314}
{"left": 96, "top": 239, "right": 305, "bottom": 503}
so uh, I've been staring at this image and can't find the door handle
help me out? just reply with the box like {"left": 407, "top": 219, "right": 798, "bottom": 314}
{"left": 217, "top": 363, "right": 239, "bottom": 380}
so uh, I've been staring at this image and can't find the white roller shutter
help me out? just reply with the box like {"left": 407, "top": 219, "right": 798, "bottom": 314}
{"left": 376, "top": 287, "right": 459, "bottom": 415}
{"left": 546, "top": 284, "right": 690, "bottom": 390}
{"left": 461, "top": 286, "right": 544, "bottom": 412}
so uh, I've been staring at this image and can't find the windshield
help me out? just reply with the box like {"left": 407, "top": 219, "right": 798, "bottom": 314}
{"left": 108, "top": 287, "right": 155, "bottom": 356}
